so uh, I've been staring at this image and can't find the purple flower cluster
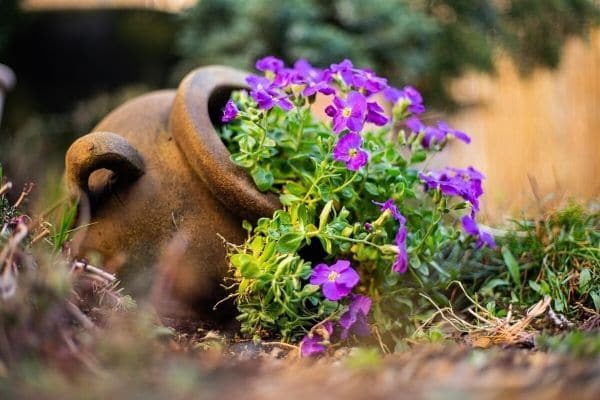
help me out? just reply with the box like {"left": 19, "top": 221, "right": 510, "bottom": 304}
{"left": 420, "top": 167, "right": 495, "bottom": 248}
{"left": 246, "top": 56, "right": 400, "bottom": 172}
{"left": 246, "top": 75, "right": 293, "bottom": 111}
{"left": 384, "top": 85, "right": 425, "bottom": 115}
{"left": 243, "top": 56, "right": 474, "bottom": 173}
{"left": 406, "top": 116, "right": 471, "bottom": 148}
{"left": 302, "top": 260, "right": 372, "bottom": 356}
{"left": 420, "top": 167, "right": 484, "bottom": 215}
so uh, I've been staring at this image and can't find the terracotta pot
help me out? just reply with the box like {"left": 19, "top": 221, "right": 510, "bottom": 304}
{"left": 65, "top": 66, "right": 279, "bottom": 319}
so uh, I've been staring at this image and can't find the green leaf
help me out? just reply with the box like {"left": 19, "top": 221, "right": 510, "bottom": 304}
{"left": 279, "top": 194, "right": 300, "bottom": 206}
{"left": 277, "top": 232, "right": 305, "bottom": 253}
{"left": 319, "top": 236, "right": 333, "bottom": 254}
{"left": 410, "top": 150, "right": 427, "bottom": 164}
{"left": 242, "top": 220, "right": 253, "bottom": 233}
{"left": 364, "top": 181, "right": 379, "bottom": 196}
{"left": 299, "top": 284, "right": 320, "bottom": 297}
{"left": 590, "top": 291, "right": 600, "bottom": 311}
{"left": 579, "top": 268, "right": 591, "bottom": 292}
{"left": 285, "top": 182, "right": 306, "bottom": 196}
{"left": 231, "top": 153, "right": 254, "bottom": 168}
{"left": 230, "top": 254, "right": 260, "bottom": 278}
{"left": 528, "top": 280, "right": 542, "bottom": 293}
{"left": 250, "top": 236, "right": 264, "bottom": 256}
{"left": 483, "top": 278, "right": 509, "bottom": 291}
{"left": 252, "top": 166, "right": 274, "bottom": 191}
{"left": 502, "top": 246, "right": 521, "bottom": 288}
{"left": 319, "top": 200, "right": 334, "bottom": 230}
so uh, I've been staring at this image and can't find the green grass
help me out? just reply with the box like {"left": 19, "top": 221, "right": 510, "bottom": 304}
{"left": 472, "top": 203, "right": 599, "bottom": 321}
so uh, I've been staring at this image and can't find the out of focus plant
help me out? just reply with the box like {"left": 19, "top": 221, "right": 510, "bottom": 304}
{"left": 178, "top": 0, "right": 599, "bottom": 105}
{"left": 475, "top": 203, "right": 600, "bottom": 321}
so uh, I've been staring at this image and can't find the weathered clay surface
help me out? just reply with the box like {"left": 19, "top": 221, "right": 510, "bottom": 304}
{"left": 65, "top": 66, "right": 280, "bottom": 319}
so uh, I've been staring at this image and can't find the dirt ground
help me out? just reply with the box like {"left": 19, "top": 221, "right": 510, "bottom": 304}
{"left": 164, "top": 344, "right": 600, "bottom": 400}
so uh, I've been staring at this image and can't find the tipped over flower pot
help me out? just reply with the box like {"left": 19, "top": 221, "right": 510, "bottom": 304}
{"left": 65, "top": 66, "right": 280, "bottom": 320}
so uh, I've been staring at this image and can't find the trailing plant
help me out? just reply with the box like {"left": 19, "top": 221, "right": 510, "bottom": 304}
{"left": 218, "top": 56, "right": 497, "bottom": 354}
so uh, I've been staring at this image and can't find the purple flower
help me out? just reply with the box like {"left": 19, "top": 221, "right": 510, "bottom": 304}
{"left": 329, "top": 59, "right": 354, "bottom": 86}
{"left": 325, "top": 91, "right": 367, "bottom": 134}
{"left": 300, "top": 321, "right": 333, "bottom": 357}
{"left": 422, "top": 127, "right": 446, "bottom": 148}
{"left": 246, "top": 75, "right": 293, "bottom": 111}
{"left": 383, "top": 87, "right": 402, "bottom": 104}
{"left": 479, "top": 231, "right": 496, "bottom": 249}
{"left": 461, "top": 214, "right": 479, "bottom": 236}
{"left": 246, "top": 75, "right": 271, "bottom": 92}
{"left": 221, "top": 99, "right": 238, "bottom": 123}
{"left": 293, "top": 59, "right": 335, "bottom": 97}
{"left": 437, "top": 121, "right": 471, "bottom": 144}
{"left": 373, "top": 199, "right": 404, "bottom": 223}
{"left": 406, "top": 116, "right": 444, "bottom": 148}
{"left": 401, "top": 86, "right": 425, "bottom": 114}
{"left": 393, "top": 224, "right": 408, "bottom": 274}
{"left": 256, "top": 56, "right": 285, "bottom": 73}
{"left": 406, "top": 117, "right": 470, "bottom": 148}
{"left": 384, "top": 85, "right": 425, "bottom": 115}
{"left": 333, "top": 133, "right": 369, "bottom": 171}
{"left": 405, "top": 115, "right": 425, "bottom": 133}
{"left": 372, "top": 199, "right": 408, "bottom": 273}
{"left": 339, "top": 295, "right": 372, "bottom": 340}
{"left": 420, "top": 167, "right": 485, "bottom": 215}
{"left": 461, "top": 215, "right": 496, "bottom": 249}
{"left": 366, "top": 101, "right": 389, "bottom": 126}
{"left": 310, "top": 260, "right": 360, "bottom": 301}
{"left": 272, "top": 67, "right": 296, "bottom": 88}
{"left": 405, "top": 115, "right": 444, "bottom": 148}
{"left": 352, "top": 68, "right": 388, "bottom": 95}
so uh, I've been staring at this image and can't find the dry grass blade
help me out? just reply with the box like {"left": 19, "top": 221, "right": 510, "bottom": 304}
{"left": 70, "top": 260, "right": 117, "bottom": 283}
{"left": 419, "top": 283, "right": 553, "bottom": 349}
{"left": 0, "top": 182, "right": 11, "bottom": 196}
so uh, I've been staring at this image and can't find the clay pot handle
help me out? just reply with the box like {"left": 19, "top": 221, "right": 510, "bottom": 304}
{"left": 65, "top": 131, "right": 145, "bottom": 195}
{"left": 170, "top": 66, "right": 280, "bottom": 221}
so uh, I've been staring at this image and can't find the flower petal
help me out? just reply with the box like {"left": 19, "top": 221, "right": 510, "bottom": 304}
{"left": 322, "top": 281, "right": 344, "bottom": 301}
{"left": 309, "top": 263, "right": 331, "bottom": 285}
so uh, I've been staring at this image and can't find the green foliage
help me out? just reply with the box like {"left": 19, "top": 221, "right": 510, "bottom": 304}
{"left": 475, "top": 204, "right": 600, "bottom": 319}
{"left": 220, "top": 88, "right": 477, "bottom": 344}
{"left": 178, "top": 0, "right": 599, "bottom": 105}
{"left": 536, "top": 330, "right": 600, "bottom": 358}
{"left": 47, "top": 199, "right": 79, "bottom": 254}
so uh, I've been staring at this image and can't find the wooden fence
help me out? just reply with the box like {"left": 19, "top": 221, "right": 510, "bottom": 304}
{"left": 439, "top": 29, "right": 600, "bottom": 222}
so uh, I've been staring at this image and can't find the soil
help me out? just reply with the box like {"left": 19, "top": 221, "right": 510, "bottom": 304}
{"left": 172, "top": 342, "right": 600, "bottom": 400}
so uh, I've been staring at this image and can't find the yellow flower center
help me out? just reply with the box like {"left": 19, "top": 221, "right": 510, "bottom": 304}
{"left": 342, "top": 106, "right": 352, "bottom": 118}
{"left": 328, "top": 271, "right": 339, "bottom": 282}
{"left": 348, "top": 148, "right": 358, "bottom": 158}
{"left": 266, "top": 70, "right": 276, "bottom": 81}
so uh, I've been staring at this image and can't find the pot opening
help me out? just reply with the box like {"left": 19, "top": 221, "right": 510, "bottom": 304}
{"left": 207, "top": 85, "right": 242, "bottom": 129}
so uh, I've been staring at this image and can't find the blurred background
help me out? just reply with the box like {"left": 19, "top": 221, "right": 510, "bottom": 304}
{"left": 0, "top": 0, "right": 598, "bottom": 222}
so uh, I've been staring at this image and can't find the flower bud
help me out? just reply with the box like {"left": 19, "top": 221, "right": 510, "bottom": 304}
{"left": 380, "top": 245, "right": 400, "bottom": 254}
